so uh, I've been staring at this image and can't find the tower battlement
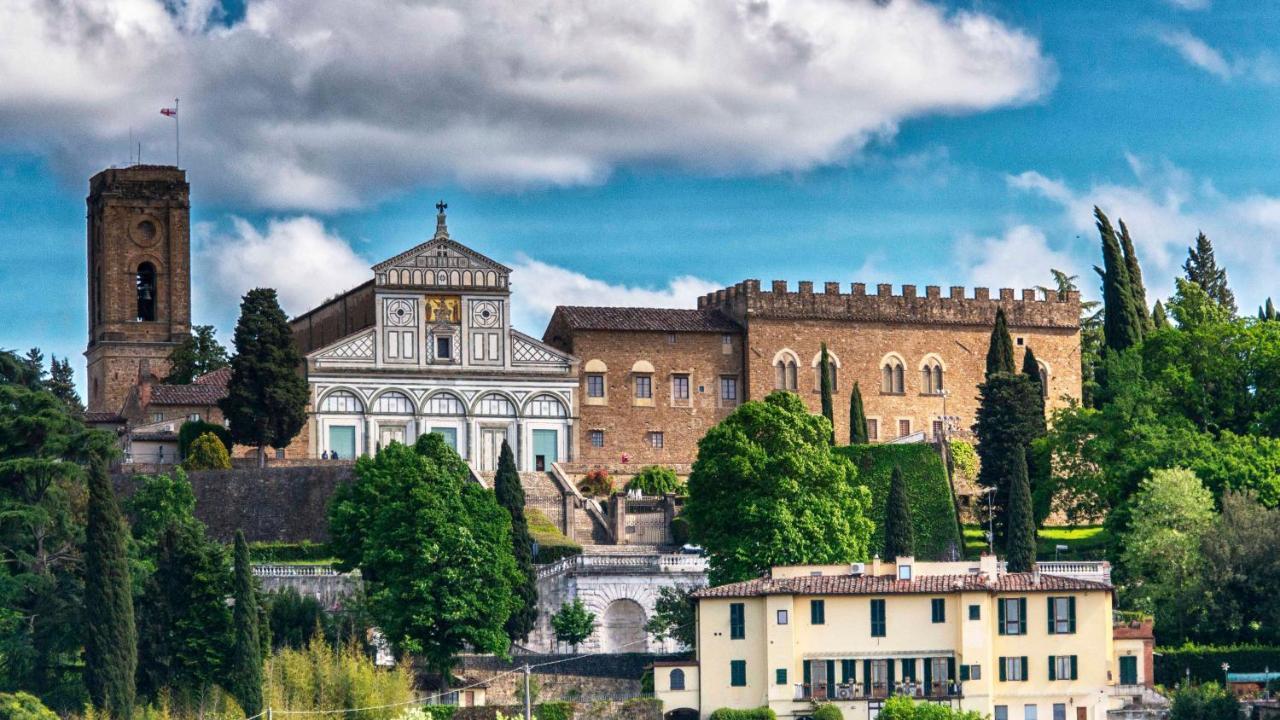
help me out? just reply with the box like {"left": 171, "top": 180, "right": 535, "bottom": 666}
{"left": 697, "top": 279, "right": 1080, "bottom": 329}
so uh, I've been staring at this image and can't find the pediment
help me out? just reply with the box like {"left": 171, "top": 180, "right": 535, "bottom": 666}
{"left": 373, "top": 237, "right": 511, "bottom": 290}
{"left": 511, "top": 330, "right": 576, "bottom": 366}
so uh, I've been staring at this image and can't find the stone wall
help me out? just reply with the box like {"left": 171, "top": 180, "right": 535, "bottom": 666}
{"left": 457, "top": 654, "right": 684, "bottom": 704}
{"left": 256, "top": 571, "right": 361, "bottom": 611}
{"left": 290, "top": 280, "right": 377, "bottom": 356}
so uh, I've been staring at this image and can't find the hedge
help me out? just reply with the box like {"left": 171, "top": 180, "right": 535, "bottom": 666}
{"left": 537, "top": 701, "right": 575, "bottom": 720}
{"left": 528, "top": 508, "right": 583, "bottom": 564}
{"left": 178, "top": 419, "right": 233, "bottom": 458}
{"left": 835, "top": 444, "right": 963, "bottom": 561}
{"left": 812, "top": 705, "right": 843, "bottom": 720}
{"left": 249, "top": 540, "right": 333, "bottom": 563}
{"left": 709, "top": 708, "right": 777, "bottom": 720}
{"left": 1155, "top": 645, "right": 1280, "bottom": 686}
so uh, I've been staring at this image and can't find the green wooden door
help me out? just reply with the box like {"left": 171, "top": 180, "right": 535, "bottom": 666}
{"left": 1119, "top": 656, "right": 1138, "bottom": 685}
{"left": 532, "top": 429, "right": 558, "bottom": 471}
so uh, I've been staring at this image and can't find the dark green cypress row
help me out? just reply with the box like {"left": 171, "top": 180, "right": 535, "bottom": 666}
{"left": 228, "top": 531, "right": 263, "bottom": 718}
{"left": 1152, "top": 300, "right": 1169, "bottom": 330}
{"left": 1004, "top": 450, "right": 1038, "bottom": 573}
{"left": 1021, "top": 347, "right": 1044, "bottom": 412}
{"left": 1267, "top": 298, "right": 1278, "bottom": 322}
{"left": 849, "top": 382, "right": 869, "bottom": 445}
{"left": 1096, "top": 207, "right": 1142, "bottom": 352}
{"left": 1183, "top": 232, "right": 1237, "bottom": 315}
{"left": 1118, "top": 219, "right": 1152, "bottom": 335}
{"left": 985, "top": 308, "right": 1016, "bottom": 377}
{"left": 819, "top": 343, "right": 834, "bottom": 444}
{"left": 84, "top": 455, "right": 137, "bottom": 720}
{"left": 882, "top": 466, "right": 915, "bottom": 560}
{"left": 494, "top": 440, "right": 538, "bottom": 641}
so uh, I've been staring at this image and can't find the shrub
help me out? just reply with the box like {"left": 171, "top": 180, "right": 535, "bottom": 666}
{"left": 1155, "top": 644, "right": 1280, "bottom": 686}
{"left": 709, "top": 708, "right": 776, "bottom": 720}
{"left": 536, "top": 701, "right": 575, "bottom": 720}
{"left": 948, "top": 440, "right": 978, "bottom": 480}
{"left": 669, "top": 515, "right": 690, "bottom": 546}
{"left": 1170, "top": 683, "right": 1240, "bottom": 720}
{"left": 264, "top": 637, "right": 414, "bottom": 719}
{"left": 619, "top": 698, "right": 663, "bottom": 720}
{"left": 0, "top": 693, "right": 58, "bottom": 720}
{"left": 528, "top": 508, "right": 583, "bottom": 564}
{"left": 184, "top": 431, "right": 231, "bottom": 470}
{"left": 249, "top": 540, "right": 333, "bottom": 563}
{"left": 834, "top": 444, "right": 963, "bottom": 561}
{"left": 626, "top": 466, "right": 684, "bottom": 496}
{"left": 812, "top": 704, "right": 843, "bottom": 720}
{"left": 577, "top": 469, "right": 613, "bottom": 497}
{"left": 877, "top": 696, "right": 984, "bottom": 720}
{"left": 399, "top": 707, "right": 458, "bottom": 720}
{"left": 178, "top": 420, "right": 232, "bottom": 459}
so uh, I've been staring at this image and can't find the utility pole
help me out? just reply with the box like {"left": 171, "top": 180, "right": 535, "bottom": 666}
{"left": 523, "top": 664, "right": 532, "bottom": 720}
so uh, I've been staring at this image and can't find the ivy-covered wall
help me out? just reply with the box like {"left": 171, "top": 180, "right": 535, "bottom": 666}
{"left": 835, "top": 444, "right": 963, "bottom": 561}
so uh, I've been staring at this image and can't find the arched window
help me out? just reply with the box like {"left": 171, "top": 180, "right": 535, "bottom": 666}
{"left": 423, "top": 391, "right": 466, "bottom": 416}
{"left": 881, "top": 356, "right": 905, "bottom": 394}
{"left": 1037, "top": 361, "right": 1050, "bottom": 400}
{"left": 525, "top": 395, "right": 568, "bottom": 418}
{"left": 372, "top": 391, "right": 414, "bottom": 414}
{"left": 136, "top": 262, "right": 157, "bottom": 321}
{"left": 920, "top": 357, "right": 944, "bottom": 395}
{"left": 773, "top": 351, "right": 799, "bottom": 391}
{"left": 812, "top": 350, "right": 840, "bottom": 393}
{"left": 319, "top": 390, "right": 364, "bottom": 413}
{"left": 670, "top": 668, "right": 686, "bottom": 691}
{"left": 475, "top": 393, "right": 516, "bottom": 417}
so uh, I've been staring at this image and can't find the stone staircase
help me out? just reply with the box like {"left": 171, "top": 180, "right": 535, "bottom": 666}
{"left": 476, "top": 469, "right": 612, "bottom": 543}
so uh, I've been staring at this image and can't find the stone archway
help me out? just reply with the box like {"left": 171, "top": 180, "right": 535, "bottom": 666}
{"left": 602, "top": 598, "right": 647, "bottom": 653}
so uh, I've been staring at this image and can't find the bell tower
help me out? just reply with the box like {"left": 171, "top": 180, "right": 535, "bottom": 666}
{"left": 85, "top": 165, "right": 191, "bottom": 415}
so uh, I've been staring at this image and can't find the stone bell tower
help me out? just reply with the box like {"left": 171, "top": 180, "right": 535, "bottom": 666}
{"left": 84, "top": 165, "right": 191, "bottom": 415}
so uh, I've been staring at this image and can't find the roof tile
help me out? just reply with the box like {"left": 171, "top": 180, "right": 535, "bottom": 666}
{"left": 554, "top": 306, "right": 740, "bottom": 333}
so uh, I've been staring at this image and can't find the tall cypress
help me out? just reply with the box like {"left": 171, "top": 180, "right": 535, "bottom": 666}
{"left": 986, "top": 308, "right": 1016, "bottom": 377}
{"left": 882, "top": 466, "right": 915, "bottom": 560}
{"left": 1267, "top": 298, "right": 1278, "bottom": 322}
{"left": 1183, "top": 232, "right": 1237, "bottom": 315}
{"left": 849, "top": 382, "right": 869, "bottom": 444}
{"left": 1021, "top": 347, "right": 1045, "bottom": 412}
{"left": 1097, "top": 207, "right": 1142, "bottom": 352}
{"left": 84, "top": 456, "right": 137, "bottom": 720}
{"left": 1004, "top": 450, "right": 1038, "bottom": 573}
{"left": 819, "top": 343, "right": 834, "bottom": 444}
{"left": 1118, "top": 219, "right": 1152, "bottom": 335}
{"left": 228, "top": 531, "right": 263, "bottom": 718}
{"left": 1152, "top": 300, "right": 1170, "bottom": 330}
{"left": 494, "top": 440, "right": 537, "bottom": 642}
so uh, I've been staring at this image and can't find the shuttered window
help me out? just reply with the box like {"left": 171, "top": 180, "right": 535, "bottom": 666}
{"left": 811, "top": 599, "right": 826, "bottom": 625}
{"left": 1049, "top": 655, "right": 1078, "bottom": 681}
{"left": 731, "top": 660, "right": 747, "bottom": 687}
{"left": 870, "top": 598, "right": 886, "bottom": 637}
{"left": 1048, "top": 596, "right": 1077, "bottom": 634}
{"left": 729, "top": 603, "right": 745, "bottom": 639}
{"left": 998, "top": 597, "right": 1027, "bottom": 635}
{"left": 931, "top": 598, "right": 946, "bottom": 623}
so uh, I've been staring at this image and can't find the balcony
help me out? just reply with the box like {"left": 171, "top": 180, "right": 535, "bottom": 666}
{"left": 793, "top": 682, "right": 962, "bottom": 702}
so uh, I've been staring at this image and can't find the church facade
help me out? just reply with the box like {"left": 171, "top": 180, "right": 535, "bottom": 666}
{"left": 289, "top": 207, "right": 578, "bottom": 471}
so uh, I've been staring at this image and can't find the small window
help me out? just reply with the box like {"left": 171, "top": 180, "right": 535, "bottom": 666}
{"left": 898, "top": 419, "right": 911, "bottom": 437}
{"left": 670, "top": 668, "right": 685, "bottom": 691}
{"left": 995, "top": 707, "right": 1009, "bottom": 720}
{"left": 729, "top": 603, "right": 745, "bottom": 639}
{"left": 730, "top": 660, "right": 747, "bottom": 687}
{"left": 969, "top": 665, "right": 982, "bottom": 681}
{"left": 634, "top": 375, "right": 653, "bottom": 399}
{"left": 1017, "top": 337, "right": 1025, "bottom": 346}
{"left": 648, "top": 431, "right": 664, "bottom": 449}
{"left": 775, "top": 668, "right": 787, "bottom": 685}
{"left": 776, "top": 609, "right": 789, "bottom": 625}
{"left": 1050, "top": 656, "right": 1078, "bottom": 681}
{"left": 1048, "top": 596, "right": 1076, "bottom": 634}
{"left": 931, "top": 598, "right": 945, "bottom": 623}
{"left": 881, "top": 358, "right": 905, "bottom": 393}
{"left": 870, "top": 598, "right": 886, "bottom": 637}
{"left": 720, "top": 376, "right": 738, "bottom": 402}
{"left": 969, "top": 604, "right": 981, "bottom": 621}
{"left": 589, "top": 430, "right": 605, "bottom": 448}
{"left": 775, "top": 357, "right": 799, "bottom": 391}
{"left": 1000, "top": 598, "right": 1027, "bottom": 635}
{"left": 152, "top": 412, "right": 163, "bottom": 423}
{"left": 1053, "top": 705, "right": 1066, "bottom": 720}
{"left": 135, "top": 262, "right": 157, "bottom": 321}
{"left": 898, "top": 565, "right": 912, "bottom": 580}
{"left": 810, "top": 600, "right": 825, "bottom": 625}
{"left": 672, "top": 374, "right": 690, "bottom": 401}
{"left": 275, "top": 448, "right": 286, "bottom": 459}
{"left": 867, "top": 418, "right": 879, "bottom": 441}
{"left": 436, "top": 336, "right": 452, "bottom": 359}
{"left": 586, "top": 374, "right": 605, "bottom": 398}
{"left": 188, "top": 413, "right": 201, "bottom": 422}
{"left": 1000, "top": 656, "right": 1028, "bottom": 682}
{"left": 1025, "top": 705, "right": 1037, "bottom": 720}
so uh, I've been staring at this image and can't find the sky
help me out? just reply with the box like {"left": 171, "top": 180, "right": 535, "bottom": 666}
{"left": 3, "top": 0, "right": 1280, "bottom": 396}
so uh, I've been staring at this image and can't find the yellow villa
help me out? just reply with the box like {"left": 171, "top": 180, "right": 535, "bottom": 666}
{"left": 654, "top": 556, "right": 1154, "bottom": 720}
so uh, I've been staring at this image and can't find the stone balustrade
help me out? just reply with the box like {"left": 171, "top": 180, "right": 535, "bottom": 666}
{"left": 536, "top": 553, "right": 709, "bottom": 580}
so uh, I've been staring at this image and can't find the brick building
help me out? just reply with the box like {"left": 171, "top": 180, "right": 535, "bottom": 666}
{"left": 545, "top": 280, "right": 1080, "bottom": 466}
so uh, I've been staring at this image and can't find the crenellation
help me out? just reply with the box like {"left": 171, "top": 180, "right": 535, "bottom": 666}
{"left": 824, "top": 281, "right": 840, "bottom": 295}
{"left": 1043, "top": 289, "right": 1059, "bottom": 302}
{"left": 771, "top": 280, "right": 788, "bottom": 293}
{"left": 926, "top": 285, "right": 941, "bottom": 299}
{"left": 852, "top": 282, "right": 867, "bottom": 296}
{"left": 798, "top": 280, "right": 813, "bottom": 294}
{"left": 975, "top": 287, "right": 990, "bottom": 300}
{"left": 1000, "top": 288, "right": 1015, "bottom": 301}
{"left": 950, "top": 286, "right": 964, "bottom": 300}
{"left": 1022, "top": 289, "right": 1037, "bottom": 301}
{"left": 877, "top": 283, "right": 892, "bottom": 297}
{"left": 902, "top": 284, "right": 917, "bottom": 299}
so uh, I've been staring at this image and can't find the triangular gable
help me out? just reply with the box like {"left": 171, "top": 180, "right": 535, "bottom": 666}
{"left": 510, "top": 330, "right": 577, "bottom": 366}
{"left": 372, "top": 237, "right": 512, "bottom": 275}
{"left": 312, "top": 330, "right": 375, "bottom": 362}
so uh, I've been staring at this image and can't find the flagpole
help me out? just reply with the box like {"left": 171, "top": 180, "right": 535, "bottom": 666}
{"left": 175, "top": 97, "right": 180, "bottom": 167}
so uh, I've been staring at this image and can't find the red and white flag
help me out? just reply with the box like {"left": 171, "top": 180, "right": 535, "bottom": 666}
{"left": 160, "top": 107, "right": 177, "bottom": 117}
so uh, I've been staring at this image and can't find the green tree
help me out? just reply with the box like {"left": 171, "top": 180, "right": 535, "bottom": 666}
{"left": 1183, "top": 232, "right": 1237, "bottom": 316}
{"left": 493, "top": 440, "right": 537, "bottom": 643}
{"left": 1169, "top": 682, "right": 1240, "bottom": 720}
{"left": 46, "top": 356, "right": 83, "bottom": 417}
{"left": 1003, "top": 450, "right": 1037, "bottom": 573}
{"left": 626, "top": 465, "right": 684, "bottom": 496}
{"left": 219, "top": 289, "right": 308, "bottom": 466}
{"left": 684, "top": 392, "right": 873, "bottom": 584}
{"left": 881, "top": 466, "right": 914, "bottom": 560}
{"left": 328, "top": 439, "right": 520, "bottom": 677}
{"left": 973, "top": 372, "right": 1043, "bottom": 546}
{"left": 1152, "top": 300, "right": 1170, "bottom": 330}
{"left": 83, "top": 457, "right": 136, "bottom": 720}
{"left": 849, "top": 382, "right": 868, "bottom": 444}
{"left": 182, "top": 432, "right": 231, "bottom": 471}
{"left": 1197, "top": 490, "right": 1280, "bottom": 644}
{"left": 228, "top": 531, "right": 263, "bottom": 717}
{"left": 819, "top": 343, "right": 834, "bottom": 443}
{"left": 1119, "top": 468, "right": 1215, "bottom": 643}
{"left": 164, "top": 325, "right": 230, "bottom": 384}
{"left": 1167, "top": 278, "right": 1232, "bottom": 330}
{"left": 644, "top": 585, "right": 696, "bottom": 649}
{"left": 0, "top": 692, "right": 59, "bottom": 720}
{"left": 550, "top": 599, "right": 596, "bottom": 652}
{"left": 1097, "top": 207, "right": 1143, "bottom": 353}
{"left": 1118, "top": 219, "right": 1152, "bottom": 334}
{"left": 264, "top": 587, "right": 325, "bottom": 650}
{"left": 985, "top": 308, "right": 1015, "bottom": 376}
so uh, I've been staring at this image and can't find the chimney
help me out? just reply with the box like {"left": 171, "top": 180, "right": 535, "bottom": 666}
{"left": 979, "top": 553, "right": 998, "bottom": 582}
{"left": 872, "top": 555, "right": 882, "bottom": 577}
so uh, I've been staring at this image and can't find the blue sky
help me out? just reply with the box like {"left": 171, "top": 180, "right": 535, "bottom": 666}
{"left": 2, "top": 0, "right": 1280, "bottom": 395}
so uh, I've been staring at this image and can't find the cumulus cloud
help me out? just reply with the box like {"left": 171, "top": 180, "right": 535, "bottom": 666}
{"left": 1008, "top": 155, "right": 1280, "bottom": 310}
{"left": 1152, "top": 28, "right": 1279, "bottom": 83}
{"left": 0, "top": 0, "right": 1053, "bottom": 210}
{"left": 956, "top": 225, "right": 1082, "bottom": 293}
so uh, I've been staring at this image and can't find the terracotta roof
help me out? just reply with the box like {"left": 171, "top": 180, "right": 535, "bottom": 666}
{"left": 553, "top": 306, "right": 741, "bottom": 333}
{"left": 693, "top": 572, "right": 1111, "bottom": 599}
{"left": 149, "top": 383, "right": 228, "bottom": 406}
{"left": 132, "top": 430, "right": 178, "bottom": 442}
{"left": 194, "top": 367, "right": 231, "bottom": 387}
{"left": 84, "top": 412, "right": 124, "bottom": 424}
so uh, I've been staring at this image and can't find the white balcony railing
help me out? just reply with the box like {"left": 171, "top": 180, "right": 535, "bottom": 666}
{"left": 536, "top": 553, "right": 709, "bottom": 579}
{"left": 252, "top": 564, "right": 341, "bottom": 577}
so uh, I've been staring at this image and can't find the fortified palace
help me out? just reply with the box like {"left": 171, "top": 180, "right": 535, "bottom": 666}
{"left": 82, "top": 165, "right": 1090, "bottom": 658}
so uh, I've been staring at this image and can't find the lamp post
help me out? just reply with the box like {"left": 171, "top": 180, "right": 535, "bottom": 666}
{"left": 1222, "top": 662, "right": 1230, "bottom": 690}
{"left": 981, "top": 486, "right": 996, "bottom": 554}
{"left": 1055, "top": 544, "right": 1069, "bottom": 561}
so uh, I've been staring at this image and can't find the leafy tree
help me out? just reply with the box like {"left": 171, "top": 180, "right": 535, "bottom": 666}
{"left": 183, "top": 432, "right": 231, "bottom": 471}
{"left": 644, "top": 586, "right": 696, "bottom": 649}
{"left": 550, "top": 599, "right": 596, "bottom": 652}
{"left": 164, "top": 325, "right": 230, "bottom": 384}
{"left": 1183, "top": 232, "right": 1237, "bottom": 316}
{"left": 1118, "top": 219, "right": 1152, "bottom": 334}
{"left": 985, "top": 308, "right": 1015, "bottom": 376}
{"left": 83, "top": 457, "right": 137, "bottom": 720}
{"left": 24, "top": 347, "right": 46, "bottom": 384}
{"left": 1097, "top": 207, "right": 1142, "bottom": 352}
{"left": 265, "top": 587, "right": 325, "bottom": 650}
{"left": 328, "top": 438, "right": 520, "bottom": 677}
{"left": 1167, "top": 278, "right": 1232, "bottom": 330}
{"left": 881, "top": 466, "right": 914, "bottom": 560}
{"left": 1152, "top": 300, "right": 1170, "bottom": 330}
{"left": 493, "top": 440, "right": 537, "bottom": 643}
{"left": 626, "top": 465, "right": 684, "bottom": 496}
{"left": 228, "top": 531, "right": 263, "bottom": 717}
{"left": 1003, "top": 451, "right": 1037, "bottom": 572}
{"left": 177, "top": 420, "right": 232, "bottom": 459}
{"left": 47, "top": 356, "right": 83, "bottom": 417}
{"left": 973, "top": 372, "right": 1043, "bottom": 546}
{"left": 1197, "top": 490, "right": 1280, "bottom": 644}
{"left": 819, "top": 343, "right": 834, "bottom": 443}
{"left": 684, "top": 392, "right": 873, "bottom": 584}
{"left": 848, "top": 382, "right": 868, "bottom": 444}
{"left": 0, "top": 692, "right": 59, "bottom": 720}
{"left": 219, "top": 289, "right": 308, "bottom": 466}
{"left": 1119, "top": 468, "right": 1214, "bottom": 643}
{"left": 1169, "top": 682, "right": 1240, "bottom": 720}
{"left": 880, "top": 696, "right": 985, "bottom": 720}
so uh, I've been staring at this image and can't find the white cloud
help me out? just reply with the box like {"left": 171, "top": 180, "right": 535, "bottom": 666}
{"left": 1162, "top": 0, "right": 1211, "bottom": 11}
{"left": 0, "top": 0, "right": 1054, "bottom": 211}
{"left": 956, "top": 225, "right": 1082, "bottom": 293}
{"left": 1008, "top": 156, "right": 1280, "bottom": 311}
{"left": 508, "top": 255, "right": 721, "bottom": 333}
{"left": 1152, "top": 28, "right": 1280, "bottom": 83}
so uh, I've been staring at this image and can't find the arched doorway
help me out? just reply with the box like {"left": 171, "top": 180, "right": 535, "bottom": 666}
{"left": 602, "top": 598, "right": 646, "bottom": 653}
{"left": 666, "top": 709, "right": 699, "bottom": 720}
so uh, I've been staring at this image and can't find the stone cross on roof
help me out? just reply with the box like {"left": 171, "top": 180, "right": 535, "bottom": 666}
{"left": 434, "top": 199, "right": 448, "bottom": 237}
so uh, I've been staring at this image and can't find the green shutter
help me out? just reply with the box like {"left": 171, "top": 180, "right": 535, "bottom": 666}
{"left": 1068, "top": 597, "right": 1077, "bottom": 633}
{"left": 1018, "top": 599, "right": 1027, "bottom": 635}
{"left": 998, "top": 657, "right": 1006, "bottom": 682}
{"left": 888, "top": 659, "right": 896, "bottom": 693}
{"left": 1048, "top": 597, "right": 1057, "bottom": 634}
{"left": 924, "top": 657, "right": 933, "bottom": 688}
{"left": 1021, "top": 657, "right": 1029, "bottom": 682}
{"left": 777, "top": 668, "right": 787, "bottom": 685}
{"left": 827, "top": 660, "right": 836, "bottom": 696}
{"left": 902, "top": 659, "right": 915, "bottom": 682}
{"left": 998, "top": 599, "right": 1007, "bottom": 635}
{"left": 1049, "top": 656, "right": 1056, "bottom": 681}
{"left": 842, "top": 659, "right": 854, "bottom": 682}
{"left": 960, "top": 664, "right": 970, "bottom": 682}
{"left": 948, "top": 657, "right": 956, "bottom": 682}
{"left": 1071, "top": 655, "right": 1078, "bottom": 680}
{"left": 864, "top": 660, "right": 872, "bottom": 693}
{"left": 804, "top": 660, "right": 811, "bottom": 686}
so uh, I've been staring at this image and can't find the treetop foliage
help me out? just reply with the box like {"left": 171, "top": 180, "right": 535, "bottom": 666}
{"left": 985, "top": 308, "right": 1015, "bottom": 376}
{"left": 164, "top": 325, "right": 229, "bottom": 385}
{"left": 1183, "top": 231, "right": 1237, "bottom": 316}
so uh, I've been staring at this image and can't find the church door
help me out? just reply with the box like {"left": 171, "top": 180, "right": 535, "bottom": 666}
{"left": 532, "top": 429, "right": 558, "bottom": 471}
{"left": 378, "top": 424, "right": 406, "bottom": 451}
{"left": 479, "top": 427, "right": 507, "bottom": 472}
{"left": 328, "top": 425, "right": 356, "bottom": 460}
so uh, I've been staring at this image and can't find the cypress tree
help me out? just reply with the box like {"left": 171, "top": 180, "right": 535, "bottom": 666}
{"left": 228, "top": 531, "right": 263, "bottom": 718}
{"left": 882, "top": 466, "right": 915, "bottom": 560}
{"left": 1118, "top": 219, "right": 1152, "bottom": 335}
{"left": 494, "top": 440, "right": 537, "bottom": 642}
{"left": 84, "top": 456, "right": 137, "bottom": 720}
{"left": 985, "top": 308, "right": 1015, "bottom": 377}
{"left": 1097, "top": 207, "right": 1142, "bottom": 352}
{"left": 1004, "top": 450, "right": 1038, "bottom": 573}
{"left": 1183, "top": 231, "right": 1237, "bottom": 315}
{"left": 1021, "top": 347, "right": 1044, "bottom": 412}
{"left": 1266, "top": 298, "right": 1277, "bottom": 322}
{"left": 819, "top": 343, "right": 834, "bottom": 444}
{"left": 1152, "top": 300, "right": 1169, "bottom": 330}
{"left": 849, "top": 382, "right": 869, "bottom": 444}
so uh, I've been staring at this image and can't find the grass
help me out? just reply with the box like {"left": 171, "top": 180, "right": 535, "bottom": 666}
{"left": 835, "top": 444, "right": 963, "bottom": 561}
{"left": 527, "top": 507, "right": 583, "bottom": 563}
{"left": 963, "top": 524, "right": 1111, "bottom": 561}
